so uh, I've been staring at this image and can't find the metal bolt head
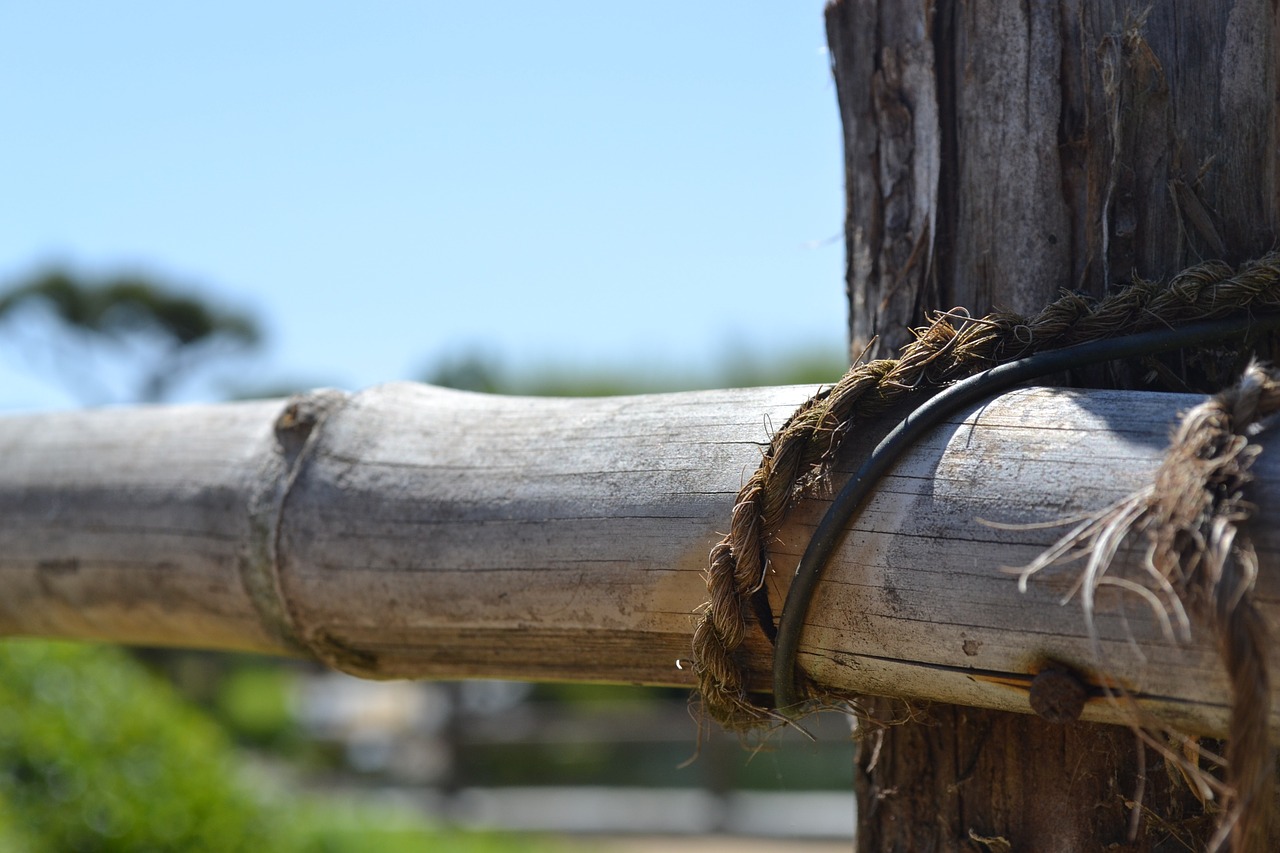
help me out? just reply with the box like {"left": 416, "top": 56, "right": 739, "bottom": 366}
{"left": 1029, "top": 666, "right": 1088, "bottom": 724}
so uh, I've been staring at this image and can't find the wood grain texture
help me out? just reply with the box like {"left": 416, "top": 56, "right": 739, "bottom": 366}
{"left": 0, "top": 399, "right": 290, "bottom": 653}
{"left": 827, "top": 0, "right": 940, "bottom": 359}
{"left": 832, "top": 0, "right": 1280, "bottom": 361}
{"left": 272, "top": 382, "right": 808, "bottom": 684}
{"left": 796, "top": 385, "right": 1280, "bottom": 739}
{"left": 0, "top": 381, "right": 1276, "bottom": 740}
{"left": 824, "top": 0, "right": 1280, "bottom": 845}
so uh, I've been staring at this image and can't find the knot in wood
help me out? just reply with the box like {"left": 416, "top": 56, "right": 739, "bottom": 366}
{"left": 273, "top": 389, "right": 349, "bottom": 458}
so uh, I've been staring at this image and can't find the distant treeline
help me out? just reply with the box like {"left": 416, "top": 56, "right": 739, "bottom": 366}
{"left": 425, "top": 346, "right": 849, "bottom": 397}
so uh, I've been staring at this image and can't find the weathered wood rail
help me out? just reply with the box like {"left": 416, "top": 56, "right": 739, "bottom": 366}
{"left": 0, "top": 381, "right": 1274, "bottom": 737}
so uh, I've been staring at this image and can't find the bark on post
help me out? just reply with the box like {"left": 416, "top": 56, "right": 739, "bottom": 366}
{"left": 826, "top": 0, "right": 1280, "bottom": 849}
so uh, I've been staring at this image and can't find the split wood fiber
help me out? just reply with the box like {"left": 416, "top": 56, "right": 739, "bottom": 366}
{"left": 0, "top": 380, "right": 1279, "bottom": 742}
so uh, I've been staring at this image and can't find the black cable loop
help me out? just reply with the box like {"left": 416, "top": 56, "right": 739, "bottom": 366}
{"left": 771, "top": 312, "right": 1280, "bottom": 715}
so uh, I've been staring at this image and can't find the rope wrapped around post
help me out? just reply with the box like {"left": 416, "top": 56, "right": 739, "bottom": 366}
{"left": 1009, "top": 362, "right": 1280, "bottom": 852}
{"left": 692, "top": 253, "right": 1280, "bottom": 730}
{"left": 690, "top": 253, "right": 1280, "bottom": 850}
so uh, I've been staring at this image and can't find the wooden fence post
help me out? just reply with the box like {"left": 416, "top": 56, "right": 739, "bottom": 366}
{"left": 825, "top": 0, "right": 1280, "bottom": 848}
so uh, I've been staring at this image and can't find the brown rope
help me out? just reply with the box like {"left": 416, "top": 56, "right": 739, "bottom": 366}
{"left": 1016, "top": 361, "right": 1279, "bottom": 852}
{"left": 691, "top": 252, "right": 1280, "bottom": 732}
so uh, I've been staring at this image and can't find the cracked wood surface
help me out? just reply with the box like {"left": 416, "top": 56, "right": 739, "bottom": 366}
{"left": 831, "top": 0, "right": 1280, "bottom": 363}
{"left": 0, "top": 380, "right": 1275, "bottom": 738}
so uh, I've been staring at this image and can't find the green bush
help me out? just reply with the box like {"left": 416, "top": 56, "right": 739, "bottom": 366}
{"left": 0, "top": 640, "right": 300, "bottom": 852}
{"left": 213, "top": 663, "right": 300, "bottom": 750}
{"left": 0, "top": 641, "right": 568, "bottom": 853}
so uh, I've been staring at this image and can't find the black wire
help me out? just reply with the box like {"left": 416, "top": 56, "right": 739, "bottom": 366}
{"left": 771, "top": 313, "right": 1280, "bottom": 714}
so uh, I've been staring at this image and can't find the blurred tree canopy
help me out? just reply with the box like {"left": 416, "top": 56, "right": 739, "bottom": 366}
{"left": 0, "top": 642, "right": 297, "bottom": 852}
{"left": 0, "top": 269, "right": 261, "bottom": 403}
{"left": 426, "top": 346, "right": 847, "bottom": 397}
{"left": 0, "top": 642, "right": 552, "bottom": 853}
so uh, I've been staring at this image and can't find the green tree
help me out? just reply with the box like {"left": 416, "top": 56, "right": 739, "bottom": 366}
{"left": 0, "top": 269, "right": 260, "bottom": 403}
{"left": 426, "top": 346, "right": 847, "bottom": 397}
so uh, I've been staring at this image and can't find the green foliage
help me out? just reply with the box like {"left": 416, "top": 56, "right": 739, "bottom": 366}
{"left": 0, "top": 269, "right": 261, "bottom": 402}
{"left": 0, "top": 270, "right": 259, "bottom": 349}
{"left": 287, "top": 800, "right": 568, "bottom": 853}
{"left": 0, "top": 640, "right": 295, "bottom": 852}
{"left": 0, "top": 642, "right": 558, "bottom": 853}
{"left": 213, "top": 664, "right": 299, "bottom": 751}
{"left": 0, "top": 792, "right": 46, "bottom": 853}
{"left": 427, "top": 350, "right": 507, "bottom": 395}
{"left": 426, "top": 346, "right": 849, "bottom": 397}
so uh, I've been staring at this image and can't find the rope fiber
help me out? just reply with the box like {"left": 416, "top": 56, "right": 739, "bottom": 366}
{"left": 693, "top": 253, "right": 1280, "bottom": 731}
{"left": 690, "top": 252, "right": 1280, "bottom": 852}
{"left": 771, "top": 312, "right": 1280, "bottom": 713}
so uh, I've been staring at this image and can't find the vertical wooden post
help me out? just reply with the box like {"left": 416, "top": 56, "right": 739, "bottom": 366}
{"left": 825, "top": 0, "right": 1280, "bottom": 848}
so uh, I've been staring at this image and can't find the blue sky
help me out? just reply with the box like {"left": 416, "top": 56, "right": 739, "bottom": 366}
{"left": 0, "top": 3, "right": 844, "bottom": 410}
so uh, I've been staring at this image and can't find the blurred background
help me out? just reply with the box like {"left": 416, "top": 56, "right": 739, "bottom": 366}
{"left": 0, "top": 3, "right": 854, "bottom": 850}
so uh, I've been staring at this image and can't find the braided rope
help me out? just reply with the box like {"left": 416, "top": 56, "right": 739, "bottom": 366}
{"left": 692, "top": 253, "right": 1280, "bottom": 731}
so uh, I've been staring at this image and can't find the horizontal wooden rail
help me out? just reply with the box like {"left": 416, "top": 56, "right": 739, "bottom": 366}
{"left": 0, "top": 382, "right": 1275, "bottom": 737}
